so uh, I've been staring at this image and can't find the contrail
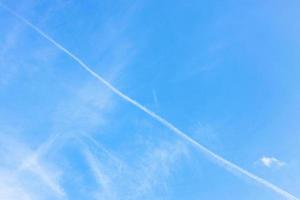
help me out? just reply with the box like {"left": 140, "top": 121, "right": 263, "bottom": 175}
{"left": 18, "top": 132, "right": 61, "bottom": 171}
{"left": 79, "top": 132, "right": 124, "bottom": 166}
{"left": 1, "top": 4, "right": 299, "bottom": 200}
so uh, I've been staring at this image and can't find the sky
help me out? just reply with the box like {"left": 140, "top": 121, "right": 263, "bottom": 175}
{"left": 0, "top": 0, "right": 300, "bottom": 200}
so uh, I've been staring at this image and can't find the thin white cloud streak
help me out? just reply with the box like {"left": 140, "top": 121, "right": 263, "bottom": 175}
{"left": 81, "top": 138, "right": 186, "bottom": 199}
{"left": 1, "top": 5, "right": 298, "bottom": 200}
{"left": 152, "top": 89, "right": 159, "bottom": 109}
{"left": 18, "top": 133, "right": 61, "bottom": 171}
{"left": 80, "top": 132, "right": 123, "bottom": 166}
{"left": 16, "top": 132, "right": 66, "bottom": 198}
{"left": 84, "top": 150, "right": 110, "bottom": 187}
{"left": 130, "top": 141, "right": 187, "bottom": 199}
{"left": 0, "top": 132, "right": 65, "bottom": 199}
{"left": 16, "top": 133, "right": 66, "bottom": 197}
{"left": 13, "top": 82, "right": 114, "bottom": 198}
{"left": 0, "top": 19, "right": 23, "bottom": 87}
{"left": 83, "top": 149, "right": 116, "bottom": 200}
{"left": 24, "top": 162, "right": 65, "bottom": 197}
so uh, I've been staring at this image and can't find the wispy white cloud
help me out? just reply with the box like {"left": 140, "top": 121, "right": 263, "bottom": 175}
{"left": 52, "top": 82, "right": 115, "bottom": 135}
{"left": 191, "top": 122, "right": 221, "bottom": 149}
{"left": 259, "top": 156, "right": 286, "bottom": 168}
{"left": 0, "top": 18, "right": 24, "bottom": 87}
{"left": 0, "top": 2, "right": 139, "bottom": 200}
{"left": 0, "top": 8, "right": 64, "bottom": 94}
{"left": 83, "top": 148, "right": 117, "bottom": 200}
{"left": 0, "top": 131, "right": 65, "bottom": 199}
{"left": 152, "top": 89, "right": 159, "bottom": 110}
{"left": 22, "top": 161, "right": 65, "bottom": 197}
{"left": 79, "top": 132, "right": 123, "bottom": 167}
{"left": 17, "top": 140, "right": 66, "bottom": 198}
{"left": 0, "top": 170, "right": 31, "bottom": 200}
{"left": 14, "top": 82, "right": 117, "bottom": 198}
{"left": 80, "top": 137, "right": 187, "bottom": 200}
{"left": 129, "top": 141, "right": 188, "bottom": 199}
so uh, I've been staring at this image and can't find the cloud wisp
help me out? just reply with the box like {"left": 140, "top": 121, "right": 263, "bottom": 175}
{"left": 79, "top": 132, "right": 123, "bottom": 167}
{"left": 0, "top": 132, "right": 65, "bottom": 199}
{"left": 15, "top": 133, "right": 66, "bottom": 197}
{"left": 260, "top": 156, "right": 286, "bottom": 168}
{"left": 80, "top": 136, "right": 187, "bottom": 200}
{"left": 83, "top": 148, "right": 116, "bottom": 200}
{"left": 1, "top": 4, "right": 299, "bottom": 200}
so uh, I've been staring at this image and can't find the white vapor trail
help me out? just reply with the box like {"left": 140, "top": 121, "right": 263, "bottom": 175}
{"left": 1, "top": 4, "right": 299, "bottom": 200}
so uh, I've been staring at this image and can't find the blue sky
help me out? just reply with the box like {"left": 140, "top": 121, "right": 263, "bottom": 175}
{"left": 0, "top": 0, "right": 300, "bottom": 199}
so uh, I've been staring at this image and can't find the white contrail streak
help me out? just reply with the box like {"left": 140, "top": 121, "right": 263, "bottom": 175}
{"left": 79, "top": 132, "right": 124, "bottom": 166}
{"left": 1, "top": 4, "right": 298, "bottom": 200}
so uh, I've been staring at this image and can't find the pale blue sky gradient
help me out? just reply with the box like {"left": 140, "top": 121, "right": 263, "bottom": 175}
{"left": 0, "top": 0, "right": 300, "bottom": 200}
